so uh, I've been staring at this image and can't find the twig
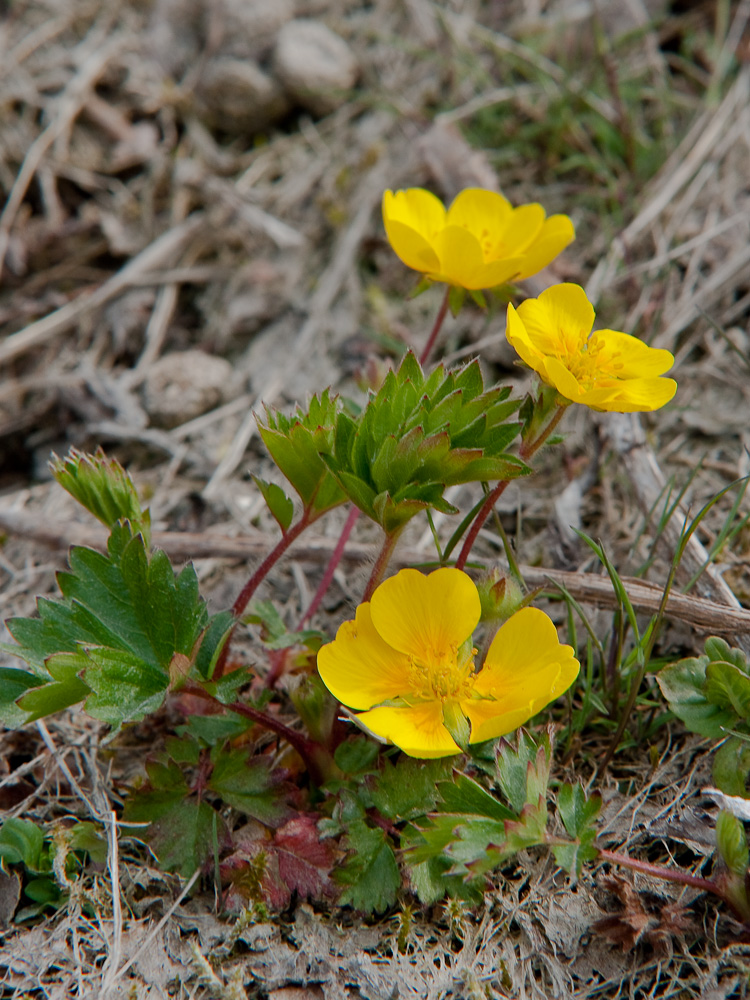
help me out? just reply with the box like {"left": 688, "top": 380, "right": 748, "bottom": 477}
{"left": 4, "top": 510, "right": 750, "bottom": 635}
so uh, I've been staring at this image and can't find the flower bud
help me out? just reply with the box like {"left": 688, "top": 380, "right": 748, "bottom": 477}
{"left": 477, "top": 569, "right": 524, "bottom": 624}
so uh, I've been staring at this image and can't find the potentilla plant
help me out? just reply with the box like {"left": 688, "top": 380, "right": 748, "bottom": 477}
{"left": 3, "top": 184, "right": 728, "bottom": 928}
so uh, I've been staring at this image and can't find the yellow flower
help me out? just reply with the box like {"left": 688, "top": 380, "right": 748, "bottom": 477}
{"left": 317, "top": 568, "right": 579, "bottom": 758}
{"left": 382, "top": 187, "right": 575, "bottom": 291}
{"left": 506, "top": 283, "right": 677, "bottom": 412}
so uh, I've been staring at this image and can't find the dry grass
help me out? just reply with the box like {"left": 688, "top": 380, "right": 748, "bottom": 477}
{"left": 1, "top": 0, "right": 750, "bottom": 996}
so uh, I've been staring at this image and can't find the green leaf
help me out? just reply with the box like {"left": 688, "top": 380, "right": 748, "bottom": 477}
{"left": 209, "top": 748, "right": 291, "bottom": 827}
{"left": 705, "top": 637, "right": 747, "bottom": 672}
{"left": 0, "top": 667, "right": 52, "bottom": 726}
{"left": 716, "top": 809, "right": 749, "bottom": 878}
{"left": 193, "top": 611, "right": 235, "bottom": 681}
{"left": 333, "top": 737, "right": 380, "bottom": 775}
{"left": 253, "top": 477, "right": 295, "bottom": 532}
{"left": 0, "top": 819, "right": 45, "bottom": 871}
{"left": 496, "top": 730, "right": 549, "bottom": 813}
{"left": 436, "top": 772, "right": 515, "bottom": 822}
{"left": 656, "top": 655, "right": 735, "bottom": 739}
{"left": 81, "top": 647, "right": 170, "bottom": 727}
{"left": 557, "top": 783, "right": 601, "bottom": 840}
{"left": 50, "top": 447, "right": 150, "bottom": 542}
{"left": 16, "top": 652, "right": 91, "bottom": 722}
{"left": 258, "top": 390, "right": 346, "bottom": 515}
{"left": 370, "top": 758, "right": 452, "bottom": 821}
{"left": 336, "top": 820, "right": 400, "bottom": 913}
{"left": 705, "top": 661, "right": 750, "bottom": 719}
{"left": 448, "top": 285, "right": 466, "bottom": 316}
{"left": 713, "top": 736, "right": 750, "bottom": 797}
{"left": 123, "top": 793, "right": 223, "bottom": 878}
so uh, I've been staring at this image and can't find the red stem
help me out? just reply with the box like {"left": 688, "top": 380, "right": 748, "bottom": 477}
{"left": 232, "top": 510, "right": 313, "bottom": 618}
{"left": 213, "top": 511, "right": 314, "bottom": 680}
{"left": 597, "top": 848, "right": 745, "bottom": 921}
{"left": 362, "top": 529, "right": 401, "bottom": 602}
{"left": 182, "top": 681, "right": 333, "bottom": 786}
{"left": 298, "top": 505, "right": 360, "bottom": 628}
{"left": 455, "top": 403, "right": 567, "bottom": 571}
{"left": 420, "top": 286, "right": 451, "bottom": 366}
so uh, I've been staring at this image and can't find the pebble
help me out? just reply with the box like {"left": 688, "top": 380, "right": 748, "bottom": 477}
{"left": 273, "top": 19, "right": 359, "bottom": 116}
{"left": 141, "top": 350, "right": 234, "bottom": 428}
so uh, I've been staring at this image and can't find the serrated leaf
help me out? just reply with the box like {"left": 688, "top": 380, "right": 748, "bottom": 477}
{"left": 253, "top": 477, "right": 294, "bottom": 532}
{"left": 557, "top": 783, "right": 601, "bottom": 840}
{"left": 82, "top": 647, "right": 170, "bottom": 727}
{"left": 209, "top": 748, "right": 291, "bottom": 827}
{"left": 0, "top": 667, "right": 50, "bottom": 726}
{"left": 369, "top": 758, "right": 452, "bottom": 821}
{"left": 705, "top": 637, "right": 747, "bottom": 672}
{"left": 50, "top": 447, "right": 149, "bottom": 541}
{"left": 497, "top": 730, "right": 549, "bottom": 813}
{"left": 436, "top": 772, "right": 515, "bottom": 822}
{"left": 333, "top": 737, "right": 380, "bottom": 775}
{"left": 336, "top": 820, "right": 400, "bottom": 913}
{"left": 656, "top": 656, "right": 735, "bottom": 739}
{"left": 16, "top": 652, "right": 91, "bottom": 722}
{"left": 123, "top": 793, "right": 223, "bottom": 878}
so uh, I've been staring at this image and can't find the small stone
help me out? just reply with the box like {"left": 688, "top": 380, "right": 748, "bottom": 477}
{"left": 195, "top": 58, "right": 291, "bottom": 135}
{"left": 141, "top": 350, "right": 234, "bottom": 428}
{"left": 273, "top": 19, "right": 359, "bottom": 116}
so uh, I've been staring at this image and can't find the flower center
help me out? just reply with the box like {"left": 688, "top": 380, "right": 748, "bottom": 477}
{"left": 407, "top": 644, "right": 477, "bottom": 704}
{"left": 557, "top": 331, "right": 626, "bottom": 389}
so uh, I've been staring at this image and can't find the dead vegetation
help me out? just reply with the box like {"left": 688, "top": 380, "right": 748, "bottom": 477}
{"left": 2, "top": 0, "right": 750, "bottom": 996}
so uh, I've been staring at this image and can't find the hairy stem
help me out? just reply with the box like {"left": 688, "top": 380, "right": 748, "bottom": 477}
{"left": 213, "top": 510, "right": 315, "bottom": 679}
{"left": 299, "top": 505, "right": 360, "bottom": 628}
{"left": 455, "top": 403, "right": 567, "bottom": 571}
{"left": 362, "top": 529, "right": 402, "bottom": 602}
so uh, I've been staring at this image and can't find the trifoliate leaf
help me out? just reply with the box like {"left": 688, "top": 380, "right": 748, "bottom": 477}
{"left": 257, "top": 390, "right": 347, "bottom": 515}
{"left": 336, "top": 820, "right": 400, "bottom": 914}
{"left": 369, "top": 758, "right": 451, "bottom": 821}
{"left": 208, "top": 748, "right": 292, "bottom": 827}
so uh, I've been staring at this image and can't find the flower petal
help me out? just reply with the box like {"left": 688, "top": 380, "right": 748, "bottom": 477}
{"left": 382, "top": 219, "right": 441, "bottom": 274}
{"left": 505, "top": 303, "right": 545, "bottom": 370}
{"left": 370, "top": 567, "right": 481, "bottom": 662}
{"left": 515, "top": 214, "right": 575, "bottom": 280}
{"left": 317, "top": 602, "right": 410, "bottom": 710}
{"left": 354, "top": 702, "right": 461, "bottom": 758}
{"left": 466, "top": 607, "right": 579, "bottom": 742}
{"left": 516, "top": 283, "right": 595, "bottom": 356}
{"left": 576, "top": 377, "right": 678, "bottom": 412}
{"left": 445, "top": 188, "right": 512, "bottom": 238}
{"left": 497, "top": 203, "right": 546, "bottom": 255}
{"left": 433, "top": 225, "right": 487, "bottom": 289}
{"left": 540, "top": 355, "right": 591, "bottom": 402}
{"left": 590, "top": 330, "right": 675, "bottom": 378}
{"left": 383, "top": 188, "right": 446, "bottom": 239}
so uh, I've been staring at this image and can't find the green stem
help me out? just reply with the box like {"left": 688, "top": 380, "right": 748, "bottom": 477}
{"left": 420, "top": 286, "right": 451, "bottom": 366}
{"left": 362, "top": 529, "right": 402, "bottom": 602}
{"left": 182, "top": 681, "right": 336, "bottom": 786}
{"left": 455, "top": 402, "right": 567, "bottom": 571}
